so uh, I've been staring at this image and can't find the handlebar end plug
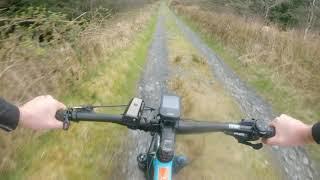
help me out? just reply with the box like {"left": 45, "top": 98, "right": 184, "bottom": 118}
{"left": 55, "top": 109, "right": 70, "bottom": 130}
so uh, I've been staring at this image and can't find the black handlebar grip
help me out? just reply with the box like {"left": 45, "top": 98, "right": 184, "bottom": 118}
{"left": 255, "top": 119, "right": 276, "bottom": 138}
{"left": 265, "top": 126, "right": 276, "bottom": 138}
{"left": 55, "top": 109, "right": 66, "bottom": 122}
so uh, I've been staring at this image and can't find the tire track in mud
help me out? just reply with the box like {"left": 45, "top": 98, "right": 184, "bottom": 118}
{"left": 170, "top": 10, "right": 318, "bottom": 180}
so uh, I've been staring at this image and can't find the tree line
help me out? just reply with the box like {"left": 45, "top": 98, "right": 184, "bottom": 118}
{"left": 181, "top": 0, "right": 320, "bottom": 32}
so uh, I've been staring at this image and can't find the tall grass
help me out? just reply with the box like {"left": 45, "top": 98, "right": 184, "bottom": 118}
{"left": 0, "top": 2, "right": 158, "bottom": 178}
{"left": 172, "top": 3, "right": 320, "bottom": 121}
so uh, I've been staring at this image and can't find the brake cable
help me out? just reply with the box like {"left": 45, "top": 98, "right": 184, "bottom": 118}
{"left": 59, "top": 104, "right": 156, "bottom": 130}
{"left": 71, "top": 105, "right": 155, "bottom": 111}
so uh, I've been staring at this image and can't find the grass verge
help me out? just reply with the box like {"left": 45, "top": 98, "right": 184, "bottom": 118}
{"left": 1, "top": 9, "right": 157, "bottom": 180}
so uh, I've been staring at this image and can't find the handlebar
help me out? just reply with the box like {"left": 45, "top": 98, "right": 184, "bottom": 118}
{"left": 177, "top": 120, "right": 251, "bottom": 134}
{"left": 56, "top": 109, "right": 123, "bottom": 123}
{"left": 55, "top": 107, "right": 275, "bottom": 150}
{"left": 55, "top": 109, "right": 125, "bottom": 130}
{"left": 177, "top": 119, "right": 275, "bottom": 139}
{"left": 56, "top": 109, "right": 274, "bottom": 136}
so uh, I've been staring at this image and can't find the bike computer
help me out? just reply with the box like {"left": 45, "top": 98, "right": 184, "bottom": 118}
{"left": 159, "top": 95, "right": 181, "bottom": 124}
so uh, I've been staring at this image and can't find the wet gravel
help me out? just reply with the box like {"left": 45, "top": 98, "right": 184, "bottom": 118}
{"left": 172, "top": 12, "right": 318, "bottom": 180}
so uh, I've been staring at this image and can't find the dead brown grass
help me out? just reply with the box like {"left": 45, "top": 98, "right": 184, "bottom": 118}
{"left": 172, "top": 2, "right": 320, "bottom": 108}
{"left": 0, "top": 5, "right": 154, "bottom": 104}
{"left": 0, "top": 3, "right": 156, "bottom": 177}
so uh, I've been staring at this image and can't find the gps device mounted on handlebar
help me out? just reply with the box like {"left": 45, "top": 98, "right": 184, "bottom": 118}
{"left": 159, "top": 95, "right": 181, "bottom": 126}
{"left": 157, "top": 95, "right": 181, "bottom": 162}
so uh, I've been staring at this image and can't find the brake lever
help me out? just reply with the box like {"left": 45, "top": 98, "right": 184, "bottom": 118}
{"left": 56, "top": 109, "right": 71, "bottom": 130}
{"left": 56, "top": 105, "right": 95, "bottom": 130}
{"left": 238, "top": 140, "right": 263, "bottom": 150}
{"left": 224, "top": 118, "right": 273, "bottom": 150}
{"left": 224, "top": 131, "right": 262, "bottom": 150}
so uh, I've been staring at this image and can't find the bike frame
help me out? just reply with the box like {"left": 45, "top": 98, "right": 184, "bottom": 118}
{"left": 153, "top": 158, "right": 172, "bottom": 180}
{"left": 143, "top": 133, "right": 173, "bottom": 180}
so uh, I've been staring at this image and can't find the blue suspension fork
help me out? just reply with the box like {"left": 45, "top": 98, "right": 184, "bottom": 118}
{"left": 153, "top": 158, "right": 173, "bottom": 180}
{"left": 151, "top": 126, "right": 175, "bottom": 180}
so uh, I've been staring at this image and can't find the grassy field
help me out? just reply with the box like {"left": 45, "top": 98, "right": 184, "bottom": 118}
{"left": 0, "top": 5, "right": 158, "bottom": 180}
{"left": 164, "top": 6, "right": 280, "bottom": 179}
{"left": 170, "top": 1, "right": 320, "bottom": 172}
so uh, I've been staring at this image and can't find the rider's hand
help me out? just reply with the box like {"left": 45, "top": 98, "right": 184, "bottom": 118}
{"left": 262, "top": 114, "right": 314, "bottom": 146}
{"left": 18, "top": 95, "right": 65, "bottom": 130}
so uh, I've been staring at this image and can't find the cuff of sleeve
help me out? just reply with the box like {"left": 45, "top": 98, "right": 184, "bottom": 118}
{"left": 0, "top": 102, "right": 20, "bottom": 132}
{"left": 311, "top": 122, "right": 320, "bottom": 144}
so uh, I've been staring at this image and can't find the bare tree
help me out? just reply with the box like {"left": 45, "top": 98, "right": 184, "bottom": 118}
{"left": 304, "top": 0, "right": 317, "bottom": 39}
{"left": 262, "top": 0, "right": 287, "bottom": 20}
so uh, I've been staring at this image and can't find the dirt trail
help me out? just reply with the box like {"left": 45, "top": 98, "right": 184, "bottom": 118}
{"left": 119, "top": 4, "right": 317, "bottom": 180}
{"left": 122, "top": 10, "right": 170, "bottom": 180}
{"left": 165, "top": 6, "right": 279, "bottom": 180}
{"left": 170, "top": 8, "right": 318, "bottom": 180}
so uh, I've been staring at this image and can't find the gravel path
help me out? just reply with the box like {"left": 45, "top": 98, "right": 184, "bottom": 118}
{"left": 171, "top": 11, "right": 318, "bottom": 180}
{"left": 123, "top": 14, "right": 170, "bottom": 180}
{"left": 117, "top": 5, "right": 318, "bottom": 180}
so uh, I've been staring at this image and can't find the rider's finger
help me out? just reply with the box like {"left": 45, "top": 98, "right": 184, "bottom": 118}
{"left": 262, "top": 120, "right": 279, "bottom": 145}
{"left": 261, "top": 138, "right": 268, "bottom": 144}
{"left": 45, "top": 95, "right": 54, "bottom": 99}
{"left": 279, "top": 114, "right": 289, "bottom": 119}
{"left": 49, "top": 119, "right": 63, "bottom": 129}
{"left": 262, "top": 136, "right": 279, "bottom": 145}
{"left": 269, "top": 117, "right": 280, "bottom": 127}
{"left": 55, "top": 100, "right": 66, "bottom": 110}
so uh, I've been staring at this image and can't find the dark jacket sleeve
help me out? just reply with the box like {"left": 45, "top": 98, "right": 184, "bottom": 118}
{"left": 0, "top": 98, "right": 20, "bottom": 131}
{"left": 312, "top": 122, "right": 320, "bottom": 144}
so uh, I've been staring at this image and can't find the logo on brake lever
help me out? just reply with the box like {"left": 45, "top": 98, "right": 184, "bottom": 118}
{"left": 225, "top": 131, "right": 263, "bottom": 150}
{"left": 225, "top": 119, "right": 265, "bottom": 150}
